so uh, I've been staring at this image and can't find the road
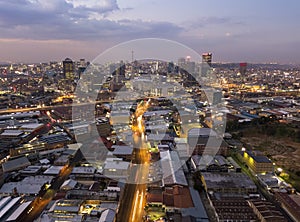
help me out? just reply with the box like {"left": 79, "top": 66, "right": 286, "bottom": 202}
{"left": 0, "top": 100, "right": 111, "bottom": 115}
{"left": 6, "top": 98, "right": 150, "bottom": 221}
{"left": 116, "top": 101, "right": 150, "bottom": 222}
{"left": 18, "top": 150, "right": 83, "bottom": 222}
{"left": 0, "top": 97, "right": 145, "bottom": 115}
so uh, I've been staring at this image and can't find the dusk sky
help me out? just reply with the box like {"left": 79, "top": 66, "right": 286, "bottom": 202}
{"left": 0, "top": 0, "right": 299, "bottom": 63}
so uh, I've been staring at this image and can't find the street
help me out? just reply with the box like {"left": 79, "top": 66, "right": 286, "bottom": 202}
{"left": 18, "top": 150, "right": 82, "bottom": 221}
{"left": 116, "top": 101, "right": 150, "bottom": 222}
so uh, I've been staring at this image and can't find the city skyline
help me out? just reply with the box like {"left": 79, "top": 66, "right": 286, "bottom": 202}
{"left": 0, "top": 0, "right": 300, "bottom": 64}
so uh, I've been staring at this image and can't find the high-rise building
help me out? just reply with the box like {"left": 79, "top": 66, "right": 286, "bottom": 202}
{"left": 177, "top": 57, "right": 195, "bottom": 75}
{"left": 114, "top": 60, "right": 125, "bottom": 83}
{"left": 239, "top": 62, "right": 247, "bottom": 76}
{"left": 201, "top": 53, "right": 212, "bottom": 77}
{"left": 79, "top": 58, "right": 86, "bottom": 68}
{"left": 202, "top": 53, "right": 212, "bottom": 67}
{"left": 78, "top": 58, "right": 87, "bottom": 79}
{"left": 63, "top": 58, "right": 75, "bottom": 80}
{"left": 178, "top": 57, "right": 186, "bottom": 68}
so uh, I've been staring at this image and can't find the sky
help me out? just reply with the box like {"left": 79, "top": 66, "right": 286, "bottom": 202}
{"left": 0, "top": 0, "right": 299, "bottom": 63}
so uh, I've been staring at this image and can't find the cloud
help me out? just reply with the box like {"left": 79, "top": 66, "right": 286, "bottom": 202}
{"left": 0, "top": 0, "right": 119, "bottom": 28}
{"left": 186, "top": 16, "right": 230, "bottom": 29}
{"left": 0, "top": 0, "right": 182, "bottom": 41}
{"left": 66, "top": 0, "right": 119, "bottom": 13}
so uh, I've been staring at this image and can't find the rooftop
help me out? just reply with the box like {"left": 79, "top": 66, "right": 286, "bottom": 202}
{"left": 245, "top": 150, "right": 272, "bottom": 163}
{"left": 0, "top": 130, "right": 23, "bottom": 137}
{"left": 0, "top": 176, "right": 53, "bottom": 195}
{"left": 188, "top": 128, "right": 217, "bottom": 137}
{"left": 160, "top": 151, "right": 188, "bottom": 186}
{"left": 111, "top": 145, "right": 133, "bottom": 155}
{"left": 20, "top": 123, "right": 44, "bottom": 129}
{"left": 99, "top": 209, "right": 115, "bottom": 222}
{"left": 2, "top": 156, "right": 31, "bottom": 173}
{"left": 104, "top": 160, "right": 129, "bottom": 170}
{"left": 202, "top": 172, "right": 256, "bottom": 190}
{"left": 43, "top": 166, "right": 63, "bottom": 175}
{"left": 71, "top": 166, "right": 96, "bottom": 174}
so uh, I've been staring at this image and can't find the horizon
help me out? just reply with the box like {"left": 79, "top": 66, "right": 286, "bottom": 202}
{"left": 0, "top": 0, "right": 300, "bottom": 64}
{"left": 0, "top": 59, "right": 297, "bottom": 66}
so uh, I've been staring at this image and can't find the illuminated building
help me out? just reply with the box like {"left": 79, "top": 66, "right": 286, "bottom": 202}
{"left": 78, "top": 58, "right": 87, "bottom": 79}
{"left": 202, "top": 53, "right": 212, "bottom": 67}
{"left": 63, "top": 58, "right": 75, "bottom": 80}
{"left": 242, "top": 150, "right": 273, "bottom": 174}
{"left": 201, "top": 53, "right": 212, "bottom": 77}
{"left": 240, "top": 62, "right": 247, "bottom": 76}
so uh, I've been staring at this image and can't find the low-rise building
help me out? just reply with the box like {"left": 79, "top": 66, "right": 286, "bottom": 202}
{"left": 210, "top": 196, "right": 258, "bottom": 222}
{"left": 110, "top": 145, "right": 133, "bottom": 161}
{"left": 187, "top": 128, "right": 228, "bottom": 156}
{"left": 201, "top": 172, "right": 257, "bottom": 195}
{"left": 242, "top": 150, "right": 273, "bottom": 174}
{"left": 0, "top": 175, "right": 53, "bottom": 196}
{"left": 248, "top": 199, "right": 287, "bottom": 222}
{"left": 103, "top": 158, "right": 129, "bottom": 181}
{"left": 274, "top": 192, "right": 300, "bottom": 222}
{"left": 2, "top": 156, "right": 31, "bottom": 173}
{"left": 191, "top": 155, "right": 229, "bottom": 172}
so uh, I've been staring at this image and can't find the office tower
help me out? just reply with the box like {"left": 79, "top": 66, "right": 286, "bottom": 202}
{"left": 63, "top": 58, "right": 75, "bottom": 80}
{"left": 167, "top": 62, "right": 174, "bottom": 73}
{"left": 239, "top": 62, "right": 247, "bottom": 76}
{"left": 114, "top": 60, "right": 125, "bottom": 83}
{"left": 177, "top": 57, "right": 195, "bottom": 75}
{"left": 201, "top": 53, "right": 212, "bottom": 77}
{"left": 202, "top": 53, "right": 212, "bottom": 67}
{"left": 178, "top": 57, "right": 186, "bottom": 68}
{"left": 78, "top": 59, "right": 87, "bottom": 79}
{"left": 79, "top": 58, "right": 86, "bottom": 68}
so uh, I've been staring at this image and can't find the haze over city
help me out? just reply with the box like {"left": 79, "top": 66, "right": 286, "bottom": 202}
{"left": 0, "top": 1, "right": 300, "bottom": 222}
{"left": 0, "top": 0, "right": 300, "bottom": 63}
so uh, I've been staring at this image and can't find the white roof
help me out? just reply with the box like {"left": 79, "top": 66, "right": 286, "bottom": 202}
{"left": 72, "top": 166, "right": 96, "bottom": 174}
{"left": 6, "top": 201, "right": 32, "bottom": 221}
{"left": 43, "top": 166, "right": 63, "bottom": 175}
{"left": 0, "top": 197, "right": 21, "bottom": 219}
{"left": 67, "top": 143, "right": 82, "bottom": 150}
{"left": 160, "top": 151, "right": 188, "bottom": 186}
{"left": 0, "top": 197, "right": 11, "bottom": 210}
{"left": 99, "top": 209, "right": 115, "bottom": 222}
{"left": 0, "top": 176, "right": 53, "bottom": 195}
{"left": 39, "top": 159, "right": 50, "bottom": 165}
{"left": 104, "top": 161, "right": 129, "bottom": 170}
{"left": 1, "top": 130, "right": 23, "bottom": 137}
{"left": 60, "top": 179, "right": 77, "bottom": 190}
{"left": 20, "top": 123, "right": 44, "bottom": 129}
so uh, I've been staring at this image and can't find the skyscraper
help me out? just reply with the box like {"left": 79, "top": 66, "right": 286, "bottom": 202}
{"left": 63, "top": 58, "right": 75, "bottom": 80}
{"left": 201, "top": 53, "right": 212, "bottom": 77}
{"left": 78, "top": 58, "right": 87, "bottom": 79}
{"left": 239, "top": 62, "right": 247, "bottom": 76}
{"left": 202, "top": 53, "right": 212, "bottom": 67}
